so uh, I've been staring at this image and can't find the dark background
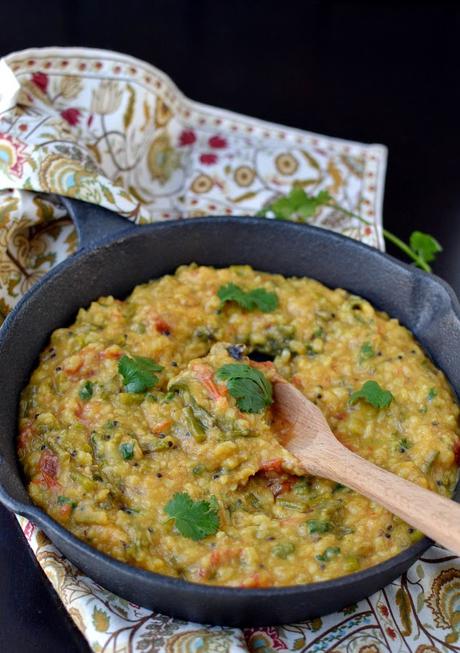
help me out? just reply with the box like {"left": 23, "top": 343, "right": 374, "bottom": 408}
{"left": 1, "top": 1, "right": 459, "bottom": 651}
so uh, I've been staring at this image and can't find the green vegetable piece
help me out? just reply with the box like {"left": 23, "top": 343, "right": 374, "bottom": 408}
{"left": 192, "top": 463, "right": 206, "bottom": 476}
{"left": 164, "top": 492, "right": 219, "bottom": 541}
{"left": 119, "top": 442, "right": 135, "bottom": 460}
{"left": 184, "top": 406, "right": 206, "bottom": 443}
{"left": 293, "top": 478, "right": 311, "bottom": 496}
{"left": 359, "top": 342, "right": 375, "bottom": 362}
{"left": 163, "top": 391, "right": 176, "bottom": 403}
{"left": 118, "top": 355, "right": 163, "bottom": 393}
{"left": 428, "top": 387, "right": 438, "bottom": 401}
{"left": 398, "top": 437, "right": 412, "bottom": 453}
{"left": 272, "top": 542, "right": 295, "bottom": 559}
{"left": 307, "top": 520, "right": 332, "bottom": 535}
{"left": 57, "top": 495, "right": 77, "bottom": 509}
{"left": 276, "top": 498, "right": 309, "bottom": 512}
{"left": 409, "top": 231, "right": 442, "bottom": 266}
{"left": 247, "top": 493, "right": 262, "bottom": 510}
{"left": 217, "top": 283, "right": 278, "bottom": 313}
{"left": 216, "top": 364, "right": 272, "bottom": 413}
{"left": 316, "top": 546, "right": 341, "bottom": 562}
{"left": 349, "top": 380, "right": 394, "bottom": 408}
{"left": 79, "top": 381, "right": 94, "bottom": 401}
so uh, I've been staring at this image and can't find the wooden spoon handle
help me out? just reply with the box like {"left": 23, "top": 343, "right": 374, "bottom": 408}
{"left": 302, "top": 441, "right": 460, "bottom": 555}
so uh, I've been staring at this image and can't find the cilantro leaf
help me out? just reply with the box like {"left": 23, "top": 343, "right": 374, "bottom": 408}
{"left": 118, "top": 355, "right": 163, "bottom": 393}
{"left": 79, "top": 380, "right": 94, "bottom": 400}
{"left": 216, "top": 364, "right": 273, "bottom": 413}
{"left": 247, "top": 288, "right": 279, "bottom": 312}
{"left": 164, "top": 492, "right": 219, "bottom": 541}
{"left": 409, "top": 231, "right": 442, "bottom": 267}
{"left": 350, "top": 380, "right": 394, "bottom": 408}
{"left": 359, "top": 342, "right": 375, "bottom": 363}
{"left": 259, "top": 188, "right": 332, "bottom": 222}
{"left": 217, "top": 283, "right": 278, "bottom": 312}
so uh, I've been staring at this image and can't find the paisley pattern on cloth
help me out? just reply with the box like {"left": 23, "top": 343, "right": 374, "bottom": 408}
{"left": 0, "top": 47, "right": 458, "bottom": 653}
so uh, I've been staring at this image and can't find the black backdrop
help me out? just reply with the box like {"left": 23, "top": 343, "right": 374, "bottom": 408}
{"left": 1, "top": 2, "right": 460, "bottom": 651}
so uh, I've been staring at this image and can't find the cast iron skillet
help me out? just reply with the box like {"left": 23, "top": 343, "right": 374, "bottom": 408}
{"left": 0, "top": 198, "right": 459, "bottom": 627}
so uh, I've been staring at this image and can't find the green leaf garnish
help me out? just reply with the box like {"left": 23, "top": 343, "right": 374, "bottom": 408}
{"left": 259, "top": 187, "right": 332, "bottom": 222}
{"left": 216, "top": 364, "right": 273, "bottom": 413}
{"left": 350, "top": 380, "right": 394, "bottom": 408}
{"left": 119, "top": 442, "right": 135, "bottom": 460}
{"left": 218, "top": 283, "right": 278, "bottom": 312}
{"left": 359, "top": 342, "right": 375, "bottom": 362}
{"left": 307, "top": 520, "right": 332, "bottom": 534}
{"left": 316, "top": 546, "right": 341, "bottom": 562}
{"left": 79, "top": 380, "right": 94, "bottom": 401}
{"left": 118, "top": 355, "right": 163, "bottom": 393}
{"left": 428, "top": 387, "right": 438, "bottom": 401}
{"left": 164, "top": 492, "right": 219, "bottom": 541}
{"left": 409, "top": 231, "right": 442, "bottom": 267}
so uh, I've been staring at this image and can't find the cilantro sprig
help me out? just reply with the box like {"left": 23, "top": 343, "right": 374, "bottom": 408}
{"left": 258, "top": 188, "right": 442, "bottom": 273}
{"left": 218, "top": 283, "right": 278, "bottom": 312}
{"left": 350, "top": 380, "right": 394, "bottom": 408}
{"left": 216, "top": 363, "right": 273, "bottom": 413}
{"left": 118, "top": 355, "right": 163, "bottom": 393}
{"left": 164, "top": 492, "right": 220, "bottom": 541}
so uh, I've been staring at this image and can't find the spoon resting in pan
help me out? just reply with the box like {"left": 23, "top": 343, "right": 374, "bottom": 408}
{"left": 274, "top": 379, "right": 460, "bottom": 555}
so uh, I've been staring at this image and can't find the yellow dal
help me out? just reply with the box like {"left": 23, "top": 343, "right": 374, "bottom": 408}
{"left": 18, "top": 265, "right": 460, "bottom": 587}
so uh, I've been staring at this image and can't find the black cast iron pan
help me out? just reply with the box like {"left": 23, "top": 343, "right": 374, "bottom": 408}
{"left": 0, "top": 197, "right": 459, "bottom": 626}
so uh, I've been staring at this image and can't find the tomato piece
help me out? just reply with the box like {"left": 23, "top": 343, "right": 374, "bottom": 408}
{"left": 454, "top": 440, "right": 460, "bottom": 466}
{"left": 59, "top": 503, "right": 73, "bottom": 520}
{"left": 38, "top": 450, "right": 59, "bottom": 488}
{"left": 100, "top": 345, "right": 122, "bottom": 360}
{"left": 151, "top": 419, "right": 172, "bottom": 434}
{"left": 192, "top": 364, "right": 227, "bottom": 401}
{"left": 240, "top": 573, "right": 271, "bottom": 588}
{"left": 155, "top": 318, "right": 171, "bottom": 335}
{"left": 18, "top": 423, "right": 35, "bottom": 450}
{"left": 249, "top": 360, "right": 275, "bottom": 371}
{"left": 39, "top": 449, "right": 58, "bottom": 478}
{"left": 259, "top": 458, "right": 285, "bottom": 474}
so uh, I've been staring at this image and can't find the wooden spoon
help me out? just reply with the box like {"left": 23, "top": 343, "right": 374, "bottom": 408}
{"left": 274, "top": 379, "right": 460, "bottom": 555}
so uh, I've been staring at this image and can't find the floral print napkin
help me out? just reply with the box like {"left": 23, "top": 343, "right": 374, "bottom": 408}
{"left": 0, "top": 47, "right": 458, "bottom": 653}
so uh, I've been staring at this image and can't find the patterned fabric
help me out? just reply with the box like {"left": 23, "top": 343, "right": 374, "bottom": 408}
{"left": 0, "top": 47, "right": 458, "bottom": 653}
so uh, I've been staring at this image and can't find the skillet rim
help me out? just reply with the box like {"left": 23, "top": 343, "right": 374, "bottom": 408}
{"left": 0, "top": 215, "right": 459, "bottom": 603}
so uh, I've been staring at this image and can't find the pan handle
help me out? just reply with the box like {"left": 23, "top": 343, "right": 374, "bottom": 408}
{"left": 61, "top": 197, "right": 139, "bottom": 250}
